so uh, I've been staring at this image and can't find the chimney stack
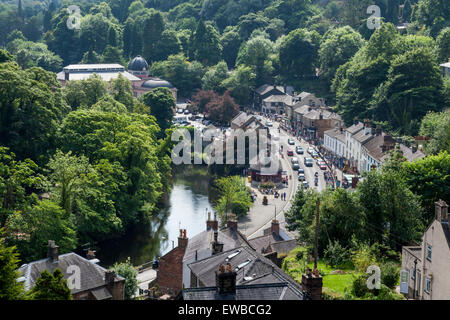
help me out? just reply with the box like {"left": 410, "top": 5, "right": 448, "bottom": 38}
{"left": 271, "top": 220, "right": 280, "bottom": 236}
{"left": 178, "top": 229, "right": 188, "bottom": 248}
{"left": 105, "top": 270, "right": 116, "bottom": 285}
{"left": 86, "top": 250, "right": 96, "bottom": 260}
{"left": 47, "top": 240, "right": 59, "bottom": 263}
{"left": 435, "top": 199, "right": 448, "bottom": 222}
{"left": 206, "top": 211, "right": 218, "bottom": 231}
{"left": 353, "top": 118, "right": 359, "bottom": 126}
{"left": 301, "top": 267, "right": 323, "bottom": 300}
{"left": 64, "top": 69, "right": 69, "bottom": 81}
{"left": 216, "top": 264, "right": 236, "bottom": 295}
{"left": 375, "top": 126, "right": 382, "bottom": 136}
{"left": 212, "top": 230, "right": 224, "bottom": 254}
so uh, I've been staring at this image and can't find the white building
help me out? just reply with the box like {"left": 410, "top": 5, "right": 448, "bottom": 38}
{"left": 440, "top": 62, "right": 450, "bottom": 78}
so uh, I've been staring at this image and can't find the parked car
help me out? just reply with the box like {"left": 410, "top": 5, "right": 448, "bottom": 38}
{"left": 307, "top": 146, "right": 315, "bottom": 154}
{"left": 311, "top": 151, "right": 319, "bottom": 158}
{"left": 298, "top": 173, "right": 305, "bottom": 181}
{"left": 177, "top": 108, "right": 184, "bottom": 114}
{"left": 184, "top": 109, "right": 190, "bottom": 115}
{"left": 291, "top": 157, "right": 299, "bottom": 164}
{"left": 302, "top": 181, "right": 309, "bottom": 189}
{"left": 288, "top": 138, "right": 295, "bottom": 145}
{"left": 287, "top": 149, "right": 294, "bottom": 156}
{"left": 292, "top": 163, "right": 300, "bottom": 170}
{"left": 295, "top": 146, "right": 303, "bottom": 154}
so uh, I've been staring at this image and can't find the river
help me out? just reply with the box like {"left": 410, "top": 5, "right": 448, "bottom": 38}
{"left": 94, "top": 165, "right": 215, "bottom": 267}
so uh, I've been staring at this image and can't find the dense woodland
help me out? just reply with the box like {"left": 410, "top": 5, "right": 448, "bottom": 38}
{"left": 0, "top": 0, "right": 449, "bottom": 298}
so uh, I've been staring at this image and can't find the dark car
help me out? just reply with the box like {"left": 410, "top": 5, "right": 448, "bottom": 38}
{"left": 298, "top": 168, "right": 305, "bottom": 174}
{"left": 287, "top": 149, "right": 294, "bottom": 156}
{"left": 304, "top": 157, "right": 313, "bottom": 167}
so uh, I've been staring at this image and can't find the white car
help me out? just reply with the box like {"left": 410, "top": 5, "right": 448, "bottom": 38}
{"left": 307, "top": 146, "right": 315, "bottom": 154}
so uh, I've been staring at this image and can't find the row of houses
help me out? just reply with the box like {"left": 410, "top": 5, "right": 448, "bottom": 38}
{"left": 323, "top": 118, "right": 425, "bottom": 174}
{"left": 157, "top": 214, "right": 321, "bottom": 300}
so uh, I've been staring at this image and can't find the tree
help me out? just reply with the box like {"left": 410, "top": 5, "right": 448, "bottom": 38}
{"left": 0, "top": 61, "right": 68, "bottom": 162}
{"left": 150, "top": 53, "right": 205, "bottom": 97}
{"left": 0, "top": 228, "right": 24, "bottom": 300}
{"left": 6, "top": 200, "right": 78, "bottom": 262}
{"left": 222, "top": 65, "right": 256, "bottom": 106}
{"left": 188, "top": 20, "right": 222, "bottom": 66}
{"left": 112, "top": 257, "right": 138, "bottom": 300}
{"left": 236, "top": 35, "right": 275, "bottom": 86}
{"left": 402, "top": 151, "right": 450, "bottom": 222}
{"left": 110, "top": 73, "right": 135, "bottom": 111}
{"left": 27, "top": 269, "right": 72, "bottom": 300}
{"left": 214, "top": 176, "right": 252, "bottom": 223}
{"left": 285, "top": 187, "right": 308, "bottom": 231}
{"left": 370, "top": 47, "right": 443, "bottom": 135}
{"left": 436, "top": 27, "right": 450, "bottom": 63}
{"left": 202, "top": 61, "right": 228, "bottom": 93}
{"left": 419, "top": 109, "right": 450, "bottom": 154}
{"left": 318, "top": 26, "right": 365, "bottom": 85}
{"left": 279, "top": 28, "right": 320, "bottom": 81}
{"left": 205, "top": 91, "right": 240, "bottom": 125}
{"left": 191, "top": 90, "right": 219, "bottom": 114}
{"left": 142, "top": 9, "right": 165, "bottom": 63}
{"left": 412, "top": 0, "right": 450, "bottom": 37}
{"left": 152, "top": 29, "right": 182, "bottom": 62}
{"left": 142, "top": 87, "right": 176, "bottom": 135}
{"left": 63, "top": 74, "right": 108, "bottom": 109}
{"left": 220, "top": 28, "right": 242, "bottom": 68}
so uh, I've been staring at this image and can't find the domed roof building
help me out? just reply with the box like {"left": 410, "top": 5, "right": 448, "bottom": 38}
{"left": 128, "top": 55, "right": 149, "bottom": 78}
{"left": 141, "top": 78, "right": 174, "bottom": 89}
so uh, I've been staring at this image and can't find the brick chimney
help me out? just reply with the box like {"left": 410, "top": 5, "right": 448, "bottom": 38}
{"left": 105, "top": 270, "right": 116, "bottom": 285}
{"left": 301, "top": 267, "right": 322, "bottom": 300}
{"left": 216, "top": 264, "right": 236, "bottom": 295}
{"left": 375, "top": 126, "right": 382, "bottom": 136}
{"left": 178, "top": 229, "right": 188, "bottom": 248}
{"left": 271, "top": 219, "right": 280, "bottom": 236}
{"left": 206, "top": 211, "right": 218, "bottom": 231}
{"left": 47, "top": 240, "right": 59, "bottom": 263}
{"left": 435, "top": 199, "right": 448, "bottom": 222}
{"left": 212, "top": 230, "right": 224, "bottom": 254}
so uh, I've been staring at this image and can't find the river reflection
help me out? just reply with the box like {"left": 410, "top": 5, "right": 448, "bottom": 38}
{"left": 94, "top": 165, "right": 214, "bottom": 267}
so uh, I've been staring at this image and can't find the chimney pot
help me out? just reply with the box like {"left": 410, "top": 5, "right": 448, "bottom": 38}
{"left": 216, "top": 263, "right": 236, "bottom": 295}
{"left": 47, "top": 240, "right": 59, "bottom": 262}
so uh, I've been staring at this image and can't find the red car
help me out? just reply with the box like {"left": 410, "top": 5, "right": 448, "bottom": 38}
{"left": 319, "top": 163, "right": 327, "bottom": 170}
{"left": 287, "top": 149, "right": 294, "bottom": 156}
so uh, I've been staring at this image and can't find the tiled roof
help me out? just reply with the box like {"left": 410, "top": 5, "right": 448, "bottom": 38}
{"left": 362, "top": 134, "right": 386, "bottom": 162}
{"left": 263, "top": 95, "right": 293, "bottom": 105}
{"left": 18, "top": 253, "right": 124, "bottom": 295}
{"left": 185, "top": 246, "right": 304, "bottom": 300}
{"left": 255, "top": 85, "right": 286, "bottom": 95}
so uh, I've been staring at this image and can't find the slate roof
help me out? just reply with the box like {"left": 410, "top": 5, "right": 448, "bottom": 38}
{"left": 182, "top": 227, "right": 252, "bottom": 264}
{"left": 297, "top": 92, "right": 311, "bottom": 100}
{"left": 231, "top": 112, "right": 249, "bottom": 128}
{"left": 263, "top": 95, "right": 294, "bottom": 105}
{"left": 18, "top": 252, "right": 124, "bottom": 295}
{"left": 362, "top": 133, "right": 386, "bottom": 162}
{"left": 255, "top": 84, "right": 285, "bottom": 95}
{"left": 346, "top": 122, "right": 364, "bottom": 134}
{"left": 352, "top": 129, "right": 374, "bottom": 144}
{"left": 397, "top": 144, "right": 425, "bottom": 162}
{"left": 269, "top": 240, "right": 298, "bottom": 256}
{"left": 249, "top": 233, "right": 284, "bottom": 254}
{"left": 184, "top": 246, "right": 304, "bottom": 300}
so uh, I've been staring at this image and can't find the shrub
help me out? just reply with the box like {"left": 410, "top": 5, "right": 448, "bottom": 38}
{"left": 324, "top": 240, "right": 349, "bottom": 267}
{"left": 351, "top": 274, "right": 371, "bottom": 298}
{"left": 351, "top": 242, "right": 377, "bottom": 273}
{"left": 381, "top": 262, "right": 399, "bottom": 289}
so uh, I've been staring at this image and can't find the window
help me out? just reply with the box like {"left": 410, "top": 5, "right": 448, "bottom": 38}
{"left": 410, "top": 267, "right": 415, "bottom": 280}
{"left": 425, "top": 277, "right": 431, "bottom": 293}
{"left": 426, "top": 244, "right": 432, "bottom": 261}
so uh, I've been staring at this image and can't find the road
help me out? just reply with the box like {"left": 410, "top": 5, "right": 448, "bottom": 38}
{"left": 243, "top": 116, "right": 331, "bottom": 239}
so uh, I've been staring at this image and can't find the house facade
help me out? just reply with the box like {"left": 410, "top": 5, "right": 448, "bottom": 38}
{"left": 401, "top": 200, "right": 450, "bottom": 300}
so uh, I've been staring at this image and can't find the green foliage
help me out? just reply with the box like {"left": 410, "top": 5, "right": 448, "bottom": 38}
{"left": 27, "top": 269, "right": 72, "bottom": 300}
{"left": 324, "top": 240, "right": 349, "bottom": 268}
{"left": 188, "top": 20, "right": 222, "bottom": 66}
{"left": 0, "top": 61, "right": 68, "bottom": 163}
{"left": 112, "top": 257, "right": 138, "bottom": 300}
{"left": 350, "top": 241, "right": 376, "bottom": 273}
{"left": 64, "top": 74, "right": 108, "bottom": 110}
{"left": 202, "top": 61, "right": 228, "bottom": 93}
{"left": 436, "top": 27, "right": 450, "bottom": 63}
{"left": 150, "top": 53, "right": 205, "bottom": 97}
{"left": 0, "top": 228, "right": 24, "bottom": 300}
{"left": 222, "top": 65, "right": 256, "bottom": 106}
{"left": 142, "top": 87, "right": 176, "bottom": 135}
{"left": 380, "top": 262, "right": 399, "bottom": 289}
{"left": 419, "top": 110, "right": 450, "bottom": 155}
{"left": 214, "top": 176, "right": 253, "bottom": 222}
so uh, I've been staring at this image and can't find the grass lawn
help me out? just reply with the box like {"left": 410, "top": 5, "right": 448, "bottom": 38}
{"left": 305, "top": 261, "right": 361, "bottom": 298}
